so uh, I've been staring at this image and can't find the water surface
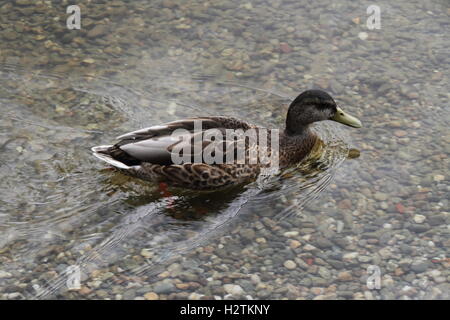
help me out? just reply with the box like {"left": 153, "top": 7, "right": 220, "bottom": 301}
{"left": 0, "top": 0, "right": 448, "bottom": 300}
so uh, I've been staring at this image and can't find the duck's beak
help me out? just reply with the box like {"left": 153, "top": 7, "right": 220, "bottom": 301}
{"left": 331, "top": 107, "right": 362, "bottom": 128}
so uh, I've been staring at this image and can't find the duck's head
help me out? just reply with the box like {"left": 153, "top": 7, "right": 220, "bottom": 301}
{"left": 286, "top": 89, "right": 362, "bottom": 135}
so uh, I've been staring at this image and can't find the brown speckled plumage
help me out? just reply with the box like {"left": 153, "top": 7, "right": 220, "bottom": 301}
{"left": 92, "top": 90, "right": 362, "bottom": 190}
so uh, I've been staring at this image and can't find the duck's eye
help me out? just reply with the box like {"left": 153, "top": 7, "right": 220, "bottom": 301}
{"left": 340, "top": 112, "right": 344, "bottom": 116}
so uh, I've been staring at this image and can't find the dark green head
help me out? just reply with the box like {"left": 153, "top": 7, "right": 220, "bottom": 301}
{"left": 286, "top": 90, "right": 362, "bottom": 135}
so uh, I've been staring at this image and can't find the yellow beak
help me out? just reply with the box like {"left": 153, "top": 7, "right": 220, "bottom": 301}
{"left": 331, "top": 107, "right": 362, "bottom": 128}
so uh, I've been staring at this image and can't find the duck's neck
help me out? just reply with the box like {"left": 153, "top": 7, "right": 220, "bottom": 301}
{"left": 285, "top": 124, "right": 310, "bottom": 137}
{"left": 280, "top": 125, "right": 318, "bottom": 166}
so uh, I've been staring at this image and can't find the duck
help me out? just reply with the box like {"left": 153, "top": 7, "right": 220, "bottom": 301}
{"left": 92, "top": 89, "right": 362, "bottom": 190}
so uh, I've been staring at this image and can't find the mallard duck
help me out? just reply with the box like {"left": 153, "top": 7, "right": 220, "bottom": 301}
{"left": 92, "top": 90, "right": 361, "bottom": 190}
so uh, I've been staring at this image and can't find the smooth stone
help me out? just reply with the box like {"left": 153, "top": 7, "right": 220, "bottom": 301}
{"left": 140, "top": 248, "right": 153, "bottom": 259}
{"left": 153, "top": 282, "right": 176, "bottom": 294}
{"left": 144, "top": 292, "right": 159, "bottom": 300}
{"left": 314, "top": 237, "right": 333, "bottom": 249}
{"left": 328, "top": 259, "right": 344, "bottom": 270}
{"left": 408, "top": 224, "right": 430, "bottom": 233}
{"left": 283, "top": 231, "right": 299, "bottom": 238}
{"left": 303, "top": 244, "right": 316, "bottom": 251}
{"left": 358, "top": 32, "right": 368, "bottom": 40}
{"left": 289, "top": 240, "right": 301, "bottom": 249}
{"left": 338, "top": 271, "right": 352, "bottom": 281}
{"left": 410, "top": 261, "right": 429, "bottom": 273}
{"left": 239, "top": 228, "right": 256, "bottom": 240}
{"left": 0, "top": 271, "right": 12, "bottom": 278}
{"left": 223, "top": 284, "right": 244, "bottom": 296}
{"left": 343, "top": 252, "right": 359, "bottom": 260}
{"left": 122, "top": 289, "right": 137, "bottom": 300}
{"left": 87, "top": 25, "right": 109, "bottom": 38}
{"left": 250, "top": 274, "right": 261, "bottom": 284}
{"left": 374, "top": 192, "right": 388, "bottom": 201}
{"left": 413, "top": 214, "right": 426, "bottom": 224}
{"left": 284, "top": 260, "right": 297, "bottom": 270}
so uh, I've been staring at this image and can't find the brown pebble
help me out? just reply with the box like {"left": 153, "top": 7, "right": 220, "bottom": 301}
{"left": 144, "top": 292, "right": 159, "bottom": 300}
{"left": 337, "top": 199, "right": 352, "bottom": 210}
{"left": 289, "top": 240, "right": 301, "bottom": 249}
{"left": 338, "top": 271, "right": 353, "bottom": 281}
{"left": 78, "top": 286, "right": 92, "bottom": 295}
{"left": 279, "top": 42, "right": 292, "bottom": 53}
{"left": 203, "top": 246, "right": 214, "bottom": 253}
{"left": 394, "top": 130, "right": 408, "bottom": 137}
{"left": 394, "top": 268, "right": 404, "bottom": 276}
{"left": 176, "top": 283, "right": 190, "bottom": 290}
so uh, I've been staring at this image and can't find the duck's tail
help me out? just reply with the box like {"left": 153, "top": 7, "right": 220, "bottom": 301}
{"left": 91, "top": 145, "right": 133, "bottom": 169}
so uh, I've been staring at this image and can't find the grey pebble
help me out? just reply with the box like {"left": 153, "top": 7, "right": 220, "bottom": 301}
{"left": 153, "top": 282, "right": 176, "bottom": 294}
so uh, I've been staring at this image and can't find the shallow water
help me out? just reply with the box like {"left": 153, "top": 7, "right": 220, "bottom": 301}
{"left": 0, "top": 0, "right": 448, "bottom": 300}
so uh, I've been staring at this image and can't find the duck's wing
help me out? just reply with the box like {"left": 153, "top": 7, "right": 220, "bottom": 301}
{"left": 92, "top": 116, "right": 257, "bottom": 167}
{"left": 115, "top": 116, "right": 254, "bottom": 142}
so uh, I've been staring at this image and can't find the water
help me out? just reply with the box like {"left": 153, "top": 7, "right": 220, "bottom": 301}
{"left": 0, "top": 0, "right": 448, "bottom": 300}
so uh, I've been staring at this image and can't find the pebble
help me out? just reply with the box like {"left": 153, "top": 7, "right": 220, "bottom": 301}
{"left": 429, "top": 270, "right": 441, "bottom": 278}
{"left": 318, "top": 267, "right": 331, "bottom": 279}
{"left": 3, "top": 30, "right": 17, "bottom": 41}
{"left": 140, "top": 249, "right": 153, "bottom": 259}
{"left": 250, "top": 274, "right": 261, "bottom": 284}
{"left": 408, "top": 224, "right": 430, "bottom": 233}
{"left": 82, "top": 58, "right": 95, "bottom": 64}
{"left": 364, "top": 291, "right": 375, "bottom": 300}
{"left": 382, "top": 276, "right": 395, "bottom": 287}
{"left": 338, "top": 199, "right": 352, "bottom": 210}
{"left": 303, "top": 244, "right": 316, "bottom": 251}
{"left": 283, "top": 231, "right": 299, "bottom": 238}
{"left": 78, "top": 286, "right": 92, "bottom": 295}
{"left": 7, "top": 292, "right": 21, "bottom": 299}
{"left": 343, "top": 252, "right": 359, "bottom": 260}
{"left": 378, "top": 247, "right": 391, "bottom": 258}
{"left": 188, "top": 293, "right": 204, "bottom": 300}
{"left": 374, "top": 192, "right": 388, "bottom": 201}
{"left": 284, "top": 260, "right": 297, "bottom": 270}
{"left": 242, "top": 2, "right": 253, "bottom": 10}
{"left": 223, "top": 284, "right": 244, "bottom": 296}
{"left": 15, "top": 0, "right": 33, "bottom": 5}
{"left": 96, "top": 290, "right": 109, "bottom": 298}
{"left": 279, "top": 43, "right": 292, "bottom": 54}
{"left": 240, "top": 228, "right": 256, "bottom": 240}
{"left": 410, "top": 261, "right": 429, "bottom": 273}
{"left": 338, "top": 271, "right": 352, "bottom": 281}
{"left": 144, "top": 292, "right": 159, "bottom": 300}
{"left": 289, "top": 240, "right": 301, "bottom": 249}
{"left": 358, "top": 32, "right": 368, "bottom": 40}
{"left": 314, "top": 237, "right": 333, "bottom": 249}
{"left": 413, "top": 214, "right": 426, "bottom": 224}
{"left": 0, "top": 271, "right": 12, "bottom": 278}
{"left": 310, "top": 287, "right": 324, "bottom": 295}
{"left": 153, "top": 282, "right": 176, "bottom": 294}
{"left": 394, "top": 130, "right": 408, "bottom": 137}
{"left": 357, "top": 255, "right": 372, "bottom": 263}
{"left": 87, "top": 25, "right": 109, "bottom": 38}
